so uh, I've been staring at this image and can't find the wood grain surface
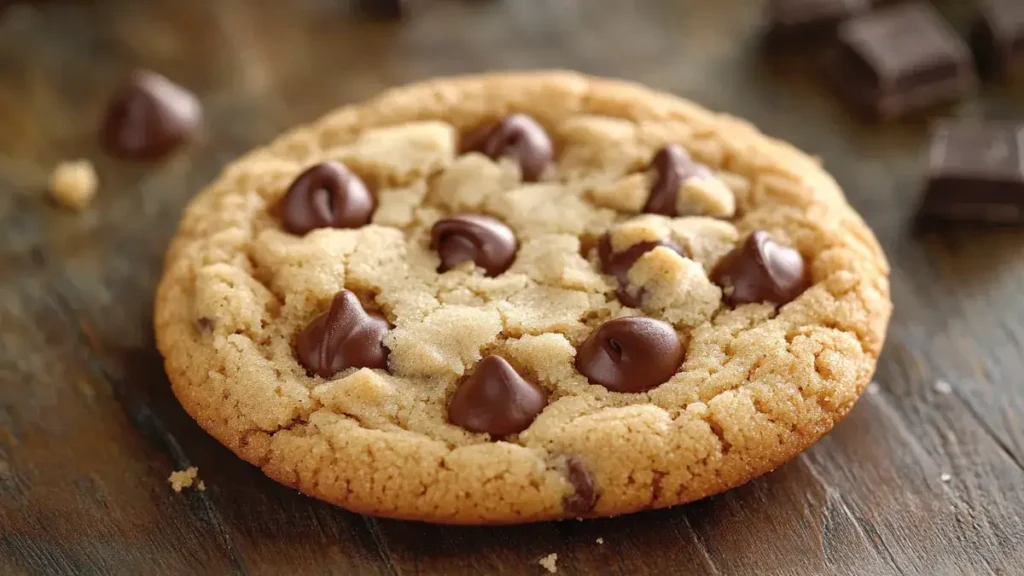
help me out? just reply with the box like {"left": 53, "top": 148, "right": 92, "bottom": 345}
{"left": 2, "top": 1, "right": 1023, "bottom": 574}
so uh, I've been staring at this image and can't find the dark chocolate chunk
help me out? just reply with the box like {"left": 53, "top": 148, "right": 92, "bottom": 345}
{"left": 971, "top": 0, "right": 1024, "bottom": 79}
{"left": 431, "top": 214, "right": 517, "bottom": 276}
{"left": 765, "top": 0, "right": 872, "bottom": 38}
{"left": 597, "top": 233, "right": 684, "bottom": 308}
{"left": 644, "top": 144, "right": 712, "bottom": 217}
{"left": 356, "top": 0, "right": 405, "bottom": 20}
{"left": 279, "top": 162, "right": 374, "bottom": 235}
{"left": 918, "top": 121, "right": 1024, "bottom": 225}
{"left": 575, "top": 317, "right": 684, "bottom": 393}
{"left": 711, "top": 230, "right": 810, "bottom": 307}
{"left": 563, "top": 457, "right": 597, "bottom": 516}
{"left": 461, "top": 114, "right": 553, "bottom": 182}
{"left": 833, "top": 3, "right": 977, "bottom": 119}
{"left": 296, "top": 290, "right": 390, "bottom": 378}
{"left": 447, "top": 356, "right": 547, "bottom": 437}
{"left": 100, "top": 70, "right": 202, "bottom": 160}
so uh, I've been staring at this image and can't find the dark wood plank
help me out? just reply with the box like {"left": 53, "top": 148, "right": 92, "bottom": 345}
{"left": 2, "top": 0, "right": 1024, "bottom": 574}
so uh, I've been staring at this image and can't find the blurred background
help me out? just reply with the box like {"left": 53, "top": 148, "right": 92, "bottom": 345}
{"left": 2, "top": 1, "right": 1024, "bottom": 574}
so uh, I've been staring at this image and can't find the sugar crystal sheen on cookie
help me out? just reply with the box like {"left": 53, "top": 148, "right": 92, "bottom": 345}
{"left": 155, "top": 72, "right": 892, "bottom": 524}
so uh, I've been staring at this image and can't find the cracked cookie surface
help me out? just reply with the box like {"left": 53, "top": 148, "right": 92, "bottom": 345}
{"left": 155, "top": 71, "right": 891, "bottom": 524}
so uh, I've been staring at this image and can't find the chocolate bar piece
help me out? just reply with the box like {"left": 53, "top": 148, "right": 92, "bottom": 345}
{"left": 918, "top": 121, "right": 1024, "bottom": 225}
{"left": 834, "top": 3, "right": 977, "bottom": 119}
{"left": 766, "top": 0, "right": 872, "bottom": 37}
{"left": 971, "top": 0, "right": 1024, "bottom": 79}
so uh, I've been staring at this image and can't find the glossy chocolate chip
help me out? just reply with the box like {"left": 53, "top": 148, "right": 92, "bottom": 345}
{"left": 563, "top": 457, "right": 597, "bottom": 516}
{"left": 643, "top": 144, "right": 712, "bottom": 216}
{"left": 296, "top": 290, "right": 389, "bottom": 378}
{"left": 461, "top": 114, "right": 553, "bottom": 182}
{"left": 100, "top": 70, "right": 202, "bottom": 160}
{"left": 279, "top": 162, "right": 374, "bottom": 235}
{"left": 447, "top": 356, "right": 547, "bottom": 437}
{"left": 431, "top": 214, "right": 517, "bottom": 276}
{"left": 576, "top": 317, "right": 684, "bottom": 393}
{"left": 710, "top": 230, "right": 810, "bottom": 307}
{"left": 598, "top": 233, "right": 683, "bottom": 307}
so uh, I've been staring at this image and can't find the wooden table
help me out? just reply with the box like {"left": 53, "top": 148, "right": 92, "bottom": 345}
{"left": 2, "top": 1, "right": 1023, "bottom": 573}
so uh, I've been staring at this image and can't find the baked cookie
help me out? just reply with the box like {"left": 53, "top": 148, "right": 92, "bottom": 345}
{"left": 155, "top": 72, "right": 891, "bottom": 524}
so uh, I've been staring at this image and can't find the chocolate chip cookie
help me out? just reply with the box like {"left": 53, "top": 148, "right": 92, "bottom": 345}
{"left": 155, "top": 72, "right": 891, "bottom": 524}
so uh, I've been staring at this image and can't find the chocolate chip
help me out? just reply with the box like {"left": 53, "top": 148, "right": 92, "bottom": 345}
{"left": 100, "top": 70, "right": 202, "bottom": 160}
{"left": 447, "top": 356, "right": 546, "bottom": 437}
{"left": 597, "top": 233, "right": 683, "bottom": 307}
{"left": 431, "top": 214, "right": 517, "bottom": 276}
{"left": 296, "top": 290, "right": 389, "bottom": 378}
{"left": 643, "top": 144, "right": 711, "bottom": 216}
{"left": 563, "top": 457, "right": 597, "bottom": 517}
{"left": 576, "top": 317, "right": 684, "bottom": 393}
{"left": 710, "top": 230, "right": 810, "bottom": 306}
{"left": 279, "top": 162, "right": 374, "bottom": 235}
{"left": 461, "top": 114, "right": 553, "bottom": 182}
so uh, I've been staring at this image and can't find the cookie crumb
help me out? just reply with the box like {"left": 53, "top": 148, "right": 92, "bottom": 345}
{"left": 538, "top": 553, "right": 558, "bottom": 573}
{"left": 49, "top": 160, "right": 98, "bottom": 210}
{"left": 596, "top": 537, "right": 604, "bottom": 544}
{"left": 197, "top": 480, "right": 207, "bottom": 491}
{"left": 940, "top": 473, "right": 952, "bottom": 483}
{"left": 168, "top": 466, "right": 199, "bottom": 492}
{"left": 934, "top": 380, "right": 952, "bottom": 394}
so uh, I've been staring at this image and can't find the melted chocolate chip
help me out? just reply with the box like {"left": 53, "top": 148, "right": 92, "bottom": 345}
{"left": 196, "top": 317, "right": 213, "bottom": 333}
{"left": 563, "top": 457, "right": 597, "bottom": 516}
{"left": 431, "top": 214, "right": 517, "bottom": 276}
{"left": 100, "top": 70, "right": 202, "bottom": 160}
{"left": 710, "top": 230, "right": 810, "bottom": 307}
{"left": 576, "top": 317, "right": 684, "bottom": 393}
{"left": 598, "top": 234, "right": 683, "bottom": 307}
{"left": 296, "top": 290, "right": 389, "bottom": 378}
{"left": 461, "top": 114, "right": 553, "bottom": 182}
{"left": 279, "top": 162, "right": 374, "bottom": 235}
{"left": 643, "top": 144, "right": 712, "bottom": 216}
{"left": 447, "top": 356, "right": 547, "bottom": 437}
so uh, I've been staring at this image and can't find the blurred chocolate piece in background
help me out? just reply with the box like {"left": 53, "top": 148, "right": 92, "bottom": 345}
{"left": 356, "top": 0, "right": 405, "bottom": 20}
{"left": 971, "top": 0, "right": 1024, "bottom": 80}
{"left": 832, "top": 2, "right": 977, "bottom": 120}
{"left": 100, "top": 70, "right": 202, "bottom": 161}
{"left": 918, "top": 121, "right": 1024, "bottom": 225}
{"left": 765, "top": 0, "right": 872, "bottom": 40}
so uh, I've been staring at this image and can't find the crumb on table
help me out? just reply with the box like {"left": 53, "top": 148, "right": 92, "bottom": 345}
{"left": 539, "top": 553, "right": 558, "bottom": 573}
{"left": 596, "top": 537, "right": 604, "bottom": 544}
{"left": 49, "top": 160, "right": 98, "bottom": 210}
{"left": 168, "top": 466, "right": 199, "bottom": 492}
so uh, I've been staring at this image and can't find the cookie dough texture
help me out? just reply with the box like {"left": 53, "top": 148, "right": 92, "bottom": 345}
{"left": 155, "top": 72, "right": 891, "bottom": 524}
